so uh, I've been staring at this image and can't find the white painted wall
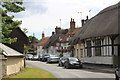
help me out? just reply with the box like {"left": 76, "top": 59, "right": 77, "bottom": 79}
{"left": 82, "top": 56, "right": 113, "bottom": 65}
{"left": 37, "top": 46, "right": 47, "bottom": 55}
{"left": 79, "top": 36, "right": 113, "bottom": 65}
{"left": 74, "top": 43, "right": 85, "bottom": 60}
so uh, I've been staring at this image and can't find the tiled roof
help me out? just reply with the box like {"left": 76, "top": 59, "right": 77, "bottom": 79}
{"left": 37, "top": 37, "right": 49, "bottom": 46}
{"left": 43, "top": 29, "right": 68, "bottom": 49}
{"left": 59, "top": 28, "right": 80, "bottom": 42}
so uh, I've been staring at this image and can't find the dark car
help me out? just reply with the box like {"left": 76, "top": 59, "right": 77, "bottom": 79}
{"left": 47, "top": 55, "right": 59, "bottom": 63}
{"left": 64, "top": 57, "right": 82, "bottom": 69}
{"left": 42, "top": 54, "right": 50, "bottom": 62}
{"left": 115, "top": 66, "right": 120, "bottom": 80}
{"left": 58, "top": 57, "right": 68, "bottom": 67}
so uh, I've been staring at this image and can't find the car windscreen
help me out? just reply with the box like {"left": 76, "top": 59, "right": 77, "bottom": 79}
{"left": 60, "top": 57, "right": 67, "bottom": 60}
{"left": 34, "top": 55, "right": 38, "bottom": 57}
{"left": 50, "top": 55, "right": 56, "bottom": 57}
{"left": 43, "top": 54, "right": 50, "bottom": 56}
{"left": 69, "top": 58, "right": 79, "bottom": 62}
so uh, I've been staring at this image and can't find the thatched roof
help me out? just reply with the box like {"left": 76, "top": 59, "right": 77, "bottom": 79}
{"left": 70, "top": 3, "right": 120, "bottom": 45}
{"left": 43, "top": 29, "right": 68, "bottom": 49}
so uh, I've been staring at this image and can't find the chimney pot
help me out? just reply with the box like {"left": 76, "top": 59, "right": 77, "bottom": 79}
{"left": 81, "top": 19, "right": 85, "bottom": 27}
{"left": 42, "top": 32, "right": 45, "bottom": 38}
{"left": 52, "top": 32, "right": 55, "bottom": 35}
{"left": 55, "top": 27, "right": 61, "bottom": 34}
{"left": 86, "top": 16, "right": 88, "bottom": 20}
{"left": 73, "top": 19, "right": 74, "bottom": 22}
{"left": 71, "top": 18, "right": 72, "bottom": 22}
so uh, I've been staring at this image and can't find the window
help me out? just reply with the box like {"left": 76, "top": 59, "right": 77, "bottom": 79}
{"left": 95, "top": 39, "right": 101, "bottom": 56}
{"left": 80, "top": 49, "right": 83, "bottom": 58}
{"left": 86, "top": 40, "right": 92, "bottom": 57}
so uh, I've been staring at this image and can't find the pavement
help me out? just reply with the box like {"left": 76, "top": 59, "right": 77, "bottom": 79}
{"left": 83, "top": 63, "right": 115, "bottom": 73}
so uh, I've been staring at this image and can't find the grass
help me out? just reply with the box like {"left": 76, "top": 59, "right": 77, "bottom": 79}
{"left": 2, "top": 67, "right": 56, "bottom": 80}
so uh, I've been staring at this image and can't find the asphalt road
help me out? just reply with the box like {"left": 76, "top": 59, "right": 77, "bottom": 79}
{"left": 26, "top": 60, "right": 115, "bottom": 79}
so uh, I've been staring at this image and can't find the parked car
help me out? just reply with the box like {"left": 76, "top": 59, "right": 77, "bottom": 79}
{"left": 115, "top": 66, "right": 120, "bottom": 80}
{"left": 58, "top": 57, "right": 68, "bottom": 67}
{"left": 47, "top": 55, "right": 59, "bottom": 63}
{"left": 26, "top": 55, "right": 33, "bottom": 60}
{"left": 32, "top": 55, "right": 39, "bottom": 60}
{"left": 64, "top": 57, "right": 83, "bottom": 69}
{"left": 38, "top": 54, "right": 43, "bottom": 61}
{"left": 42, "top": 54, "right": 50, "bottom": 62}
{"left": 25, "top": 55, "right": 29, "bottom": 60}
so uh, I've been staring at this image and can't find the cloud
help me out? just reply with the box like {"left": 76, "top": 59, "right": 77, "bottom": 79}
{"left": 13, "top": 0, "right": 120, "bottom": 39}
{"left": 13, "top": 1, "right": 48, "bottom": 18}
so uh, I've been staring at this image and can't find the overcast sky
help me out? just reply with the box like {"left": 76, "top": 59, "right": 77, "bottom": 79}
{"left": 13, "top": 0, "right": 119, "bottom": 39}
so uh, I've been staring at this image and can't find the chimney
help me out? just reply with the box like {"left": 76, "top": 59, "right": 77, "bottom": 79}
{"left": 70, "top": 18, "right": 75, "bottom": 30}
{"left": 86, "top": 16, "right": 88, "bottom": 20}
{"left": 52, "top": 32, "right": 55, "bottom": 35}
{"left": 81, "top": 19, "right": 85, "bottom": 27}
{"left": 55, "top": 26, "right": 61, "bottom": 34}
{"left": 42, "top": 32, "right": 44, "bottom": 38}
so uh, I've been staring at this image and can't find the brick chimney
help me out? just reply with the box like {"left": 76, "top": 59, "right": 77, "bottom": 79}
{"left": 55, "top": 26, "right": 61, "bottom": 34}
{"left": 81, "top": 16, "right": 89, "bottom": 27}
{"left": 81, "top": 19, "right": 85, "bottom": 27}
{"left": 42, "top": 32, "right": 44, "bottom": 38}
{"left": 70, "top": 18, "right": 75, "bottom": 30}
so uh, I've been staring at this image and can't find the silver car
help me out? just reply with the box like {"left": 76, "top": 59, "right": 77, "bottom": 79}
{"left": 47, "top": 55, "right": 59, "bottom": 63}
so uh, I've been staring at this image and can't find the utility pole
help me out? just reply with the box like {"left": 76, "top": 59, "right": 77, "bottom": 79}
{"left": 78, "top": 12, "right": 82, "bottom": 27}
{"left": 60, "top": 19, "right": 61, "bottom": 27}
{"left": 89, "top": 10, "right": 91, "bottom": 18}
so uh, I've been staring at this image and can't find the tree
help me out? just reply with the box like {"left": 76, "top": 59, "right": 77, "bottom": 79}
{"left": 28, "top": 35, "right": 39, "bottom": 44}
{"left": 1, "top": 2, "right": 25, "bottom": 44}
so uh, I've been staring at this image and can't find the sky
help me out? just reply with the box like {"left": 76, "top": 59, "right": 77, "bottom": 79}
{"left": 12, "top": 0, "right": 119, "bottom": 40}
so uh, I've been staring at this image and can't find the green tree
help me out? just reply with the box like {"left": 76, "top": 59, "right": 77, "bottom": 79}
{"left": 1, "top": 2, "right": 25, "bottom": 44}
{"left": 28, "top": 35, "right": 39, "bottom": 44}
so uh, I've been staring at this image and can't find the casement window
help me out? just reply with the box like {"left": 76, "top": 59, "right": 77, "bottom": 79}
{"left": 86, "top": 40, "right": 92, "bottom": 57}
{"left": 80, "top": 49, "right": 83, "bottom": 58}
{"left": 95, "top": 39, "right": 101, "bottom": 56}
{"left": 102, "top": 37, "right": 112, "bottom": 56}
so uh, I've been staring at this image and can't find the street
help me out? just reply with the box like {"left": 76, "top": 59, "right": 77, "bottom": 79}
{"left": 26, "top": 60, "right": 115, "bottom": 79}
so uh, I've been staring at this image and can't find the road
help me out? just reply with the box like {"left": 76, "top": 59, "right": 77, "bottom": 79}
{"left": 26, "top": 60, "right": 115, "bottom": 79}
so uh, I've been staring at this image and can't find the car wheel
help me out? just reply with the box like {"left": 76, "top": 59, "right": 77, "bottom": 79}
{"left": 60, "top": 63, "right": 62, "bottom": 67}
{"left": 115, "top": 72, "right": 119, "bottom": 80}
{"left": 58, "top": 63, "right": 60, "bottom": 66}
{"left": 79, "top": 65, "right": 83, "bottom": 69}
{"left": 64, "top": 65, "right": 66, "bottom": 68}
{"left": 66, "top": 65, "right": 69, "bottom": 69}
